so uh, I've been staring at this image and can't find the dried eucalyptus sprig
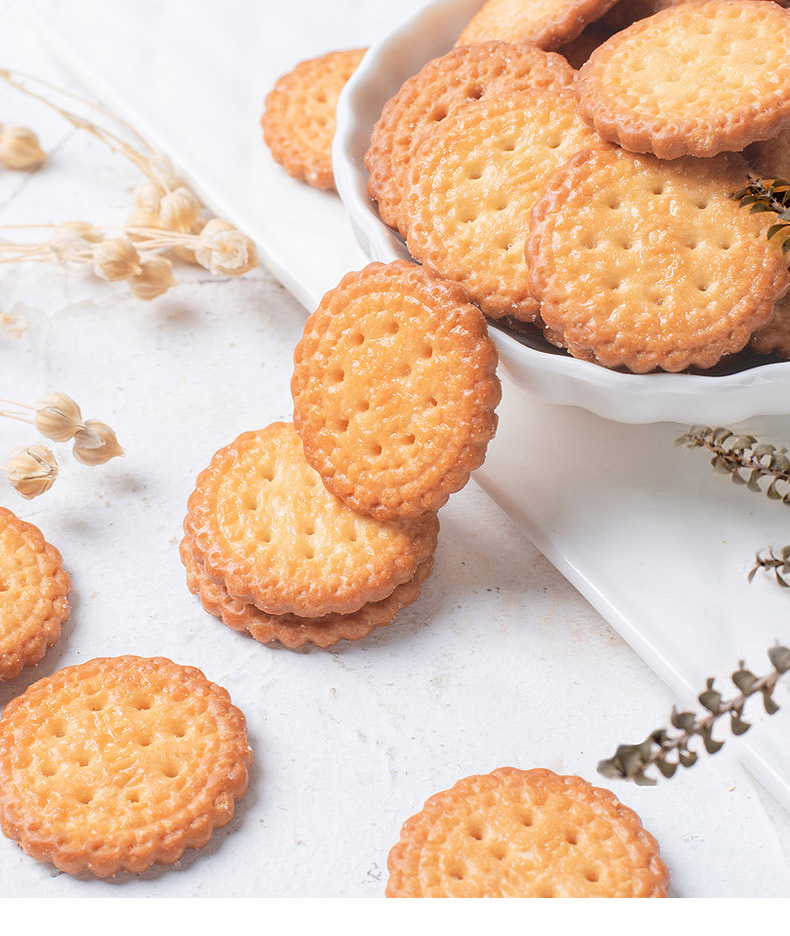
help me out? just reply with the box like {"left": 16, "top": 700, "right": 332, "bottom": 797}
{"left": 676, "top": 425, "right": 790, "bottom": 504}
{"left": 749, "top": 546, "right": 790, "bottom": 587}
{"left": 0, "top": 391, "right": 123, "bottom": 497}
{"left": 733, "top": 176, "right": 790, "bottom": 253}
{"left": 598, "top": 646, "right": 790, "bottom": 785}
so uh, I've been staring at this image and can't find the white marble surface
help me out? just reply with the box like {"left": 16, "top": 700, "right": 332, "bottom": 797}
{"left": 0, "top": 0, "right": 787, "bottom": 898}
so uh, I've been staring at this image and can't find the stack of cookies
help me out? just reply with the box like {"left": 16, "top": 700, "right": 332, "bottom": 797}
{"left": 183, "top": 261, "right": 501, "bottom": 649}
{"left": 363, "top": 0, "right": 790, "bottom": 371}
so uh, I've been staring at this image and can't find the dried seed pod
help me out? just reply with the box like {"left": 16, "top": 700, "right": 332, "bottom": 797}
{"left": 5, "top": 445, "right": 58, "bottom": 498}
{"left": 0, "top": 125, "right": 47, "bottom": 170}
{"left": 57, "top": 221, "right": 104, "bottom": 244}
{"left": 93, "top": 237, "right": 142, "bottom": 282}
{"left": 125, "top": 208, "right": 163, "bottom": 233}
{"left": 158, "top": 185, "right": 201, "bottom": 232}
{"left": 172, "top": 215, "right": 206, "bottom": 265}
{"left": 72, "top": 420, "right": 124, "bottom": 465}
{"left": 34, "top": 392, "right": 84, "bottom": 442}
{"left": 195, "top": 219, "right": 258, "bottom": 276}
{"left": 133, "top": 180, "right": 165, "bottom": 211}
{"left": 128, "top": 255, "right": 177, "bottom": 301}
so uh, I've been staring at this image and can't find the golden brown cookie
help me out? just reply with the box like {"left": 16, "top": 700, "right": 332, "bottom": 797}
{"left": 365, "top": 41, "right": 575, "bottom": 236}
{"left": 185, "top": 422, "right": 439, "bottom": 617}
{"left": 291, "top": 261, "right": 500, "bottom": 520}
{"left": 456, "top": 0, "right": 620, "bottom": 51}
{"left": 526, "top": 146, "right": 789, "bottom": 372}
{"left": 262, "top": 48, "right": 366, "bottom": 190}
{"left": 386, "top": 767, "right": 669, "bottom": 897}
{"left": 751, "top": 288, "right": 790, "bottom": 356}
{"left": 577, "top": 0, "right": 790, "bottom": 159}
{"left": 0, "top": 655, "right": 252, "bottom": 877}
{"left": 0, "top": 506, "right": 69, "bottom": 681}
{"left": 403, "top": 90, "right": 601, "bottom": 321}
{"left": 181, "top": 534, "right": 434, "bottom": 650}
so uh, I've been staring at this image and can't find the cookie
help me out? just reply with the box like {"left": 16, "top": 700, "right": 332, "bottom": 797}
{"left": 456, "top": 0, "right": 620, "bottom": 51}
{"left": 185, "top": 422, "right": 439, "bottom": 617}
{"left": 181, "top": 534, "right": 434, "bottom": 650}
{"left": 526, "top": 147, "right": 789, "bottom": 372}
{"left": 262, "top": 48, "right": 366, "bottom": 190}
{"left": 403, "top": 90, "right": 601, "bottom": 321}
{"left": 0, "top": 655, "right": 252, "bottom": 877}
{"left": 751, "top": 289, "right": 790, "bottom": 356}
{"left": 386, "top": 767, "right": 669, "bottom": 897}
{"left": 365, "top": 41, "right": 575, "bottom": 236}
{"left": 291, "top": 261, "right": 500, "bottom": 520}
{"left": 0, "top": 506, "right": 70, "bottom": 681}
{"left": 577, "top": 0, "right": 790, "bottom": 159}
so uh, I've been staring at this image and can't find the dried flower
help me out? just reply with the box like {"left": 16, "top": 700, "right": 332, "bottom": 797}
{"left": 598, "top": 646, "right": 790, "bottom": 785}
{"left": 195, "top": 219, "right": 258, "bottom": 276}
{"left": 72, "top": 419, "right": 124, "bottom": 465}
{"left": 125, "top": 209, "right": 162, "bottom": 234}
{"left": 128, "top": 255, "right": 177, "bottom": 301}
{"left": 34, "top": 391, "right": 84, "bottom": 442}
{"left": 749, "top": 546, "right": 790, "bottom": 586}
{"left": 57, "top": 220, "right": 104, "bottom": 243}
{"left": 92, "top": 236, "right": 141, "bottom": 281}
{"left": 0, "top": 307, "right": 28, "bottom": 340}
{"left": 133, "top": 180, "right": 164, "bottom": 211}
{"left": 733, "top": 177, "right": 790, "bottom": 253}
{"left": 158, "top": 185, "right": 201, "bottom": 232}
{"left": 5, "top": 444, "right": 58, "bottom": 498}
{"left": 0, "top": 125, "right": 47, "bottom": 170}
{"left": 677, "top": 425, "right": 790, "bottom": 504}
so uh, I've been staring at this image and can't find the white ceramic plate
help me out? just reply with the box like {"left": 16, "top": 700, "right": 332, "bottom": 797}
{"left": 334, "top": 0, "right": 790, "bottom": 425}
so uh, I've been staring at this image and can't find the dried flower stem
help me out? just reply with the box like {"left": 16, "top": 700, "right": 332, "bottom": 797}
{"left": 598, "top": 646, "right": 790, "bottom": 785}
{"left": 749, "top": 546, "right": 790, "bottom": 587}
{"left": 677, "top": 425, "right": 790, "bottom": 504}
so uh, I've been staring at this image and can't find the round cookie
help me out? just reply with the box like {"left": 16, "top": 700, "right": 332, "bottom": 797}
{"left": 386, "top": 767, "right": 669, "bottom": 897}
{"left": 291, "top": 261, "right": 501, "bottom": 521}
{"left": 577, "top": 0, "right": 790, "bottom": 159}
{"left": 403, "top": 90, "right": 601, "bottom": 321}
{"left": 525, "top": 147, "right": 789, "bottom": 372}
{"left": 0, "top": 506, "right": 70, "bottom": 681}
{"left": 262, "top": 47, "right": 366, "bottom": 190}
{"left": 365, "top": 41, "right": 575, "bottom": 236}
{"left": 185, "top": 422, "right": 439, "bottom": 617}
{"left": 0, "top": 655, "right": 252, "bottom": 877}
{"left": 181, "top": 535, "right": 434, "bottom": 650}
{"left": 456, "top": 0, "right": 620, "bottom": 51}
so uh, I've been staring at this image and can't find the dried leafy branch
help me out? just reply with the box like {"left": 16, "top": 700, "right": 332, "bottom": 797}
{"left": 598, "top": 646, "right": 790, "bottom": 785}
{"left": 733, "top": 176, "right": 790, "bottom": 253}
{"left": 676, "top": 425, "right": 790, "bottom": 504}
{"left": 750, "top": 547, "right": 790, "bottom": 587}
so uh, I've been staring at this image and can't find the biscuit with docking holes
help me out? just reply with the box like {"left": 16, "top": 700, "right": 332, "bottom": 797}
{"left": 365, "top": 41, "right": 575, "bottom": 237}
{"left": 180, "top": 534, "right": 434, "bottom": 649}
{"left": 386, "top": 767, "right": 669, "bottom": 897}
{"left": 456, "top": 0, "right": 620, "bottom": 51}
{"left": 525, "top": 147, "right": 789, "bottom": 372}
{"left": 0, "top": 506, "right": 70, "bottom": 681}
{"left": 262, "top": 48, "right": 366, "bottom": 190}
{"left": 291, "top": 261, "right": 500, "bottom": 520}
{"left": 0, "top": 655, "right": 252, "bottom": 877}
{"left": 576, "top": 0, "right": 790, "bottom": 159}
{"left": 402, "top": 90, "right": 601, "bottom": 322}
{"left": 185, "top": 422, "right": 439, "bottom": 617}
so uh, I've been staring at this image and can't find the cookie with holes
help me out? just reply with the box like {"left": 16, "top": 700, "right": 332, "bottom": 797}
{"left": 402, "top": 90, "right": 601, "bottom": 321}
{"left": 262, "top": 47, "right": 366, "bottom": 190}
{"left": 180, "top": 534, "right": 434, "bottom": 649}
{"left": 386, "top": 767, "right": 669, "bottom": 897}
{"left": 526, "top": 147, "right": 789, "bottom": 372}
{"left": 291, "top": 261, "right": 500, "bottom": 521}
{"left": 0, "top": 506, "right": 70, "bottom": 682}
{"left": 364, "top": 41, "right": 575, "bottom": 237}
{"left": 185, "top": 422, "right": 439, "bottom": 617}
{"left": 576, "top": 0, "right": 790, "bottom": 159}
{"left": 456, "top": 0, "right": 620, "bottom": 51}
{"left": 0, "top": 655, "right": 252, "bottom": 877}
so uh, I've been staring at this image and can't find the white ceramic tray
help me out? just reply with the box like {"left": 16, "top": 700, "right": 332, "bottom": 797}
{"left": 36, "top": 0, "right": 790, "bottom": 818}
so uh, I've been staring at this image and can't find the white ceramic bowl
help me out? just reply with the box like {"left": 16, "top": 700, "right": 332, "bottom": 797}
{"left": 333, "top": 0, "right": 790, "bottom": 424}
